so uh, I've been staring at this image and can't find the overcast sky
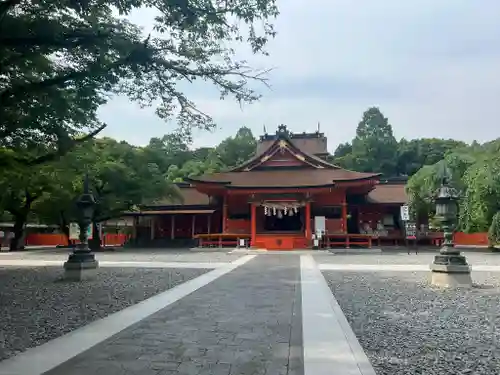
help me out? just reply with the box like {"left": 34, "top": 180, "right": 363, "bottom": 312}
{"left": 98, "top": 0, "right": 500, "bottom": 152}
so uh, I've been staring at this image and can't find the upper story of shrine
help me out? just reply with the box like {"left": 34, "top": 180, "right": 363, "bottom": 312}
{"left": 256, "top": 124, "right": 329, "bottom": 160}
{"left": 186, "top": 125, "right": 381, "bottom": 197}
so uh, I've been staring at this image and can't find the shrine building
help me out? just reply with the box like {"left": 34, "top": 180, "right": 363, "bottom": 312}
{"left": 127, "top": 125, "right": 409, "bottom": 250}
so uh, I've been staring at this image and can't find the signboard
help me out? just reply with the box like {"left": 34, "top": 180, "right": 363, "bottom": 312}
{"left": 405, "top": 221, "right": 417, "bottom": 240}
{"left": 69, "top": 223, "right": 79, "bottom": 240}
{"left": 69, "top": 223, "right": 93, "bottom": 240}
{"left": 314, "top": 216, "right": 326, "bottom": 238}
{"left": 400, "top": 205, "right": 410, "bottom": 221}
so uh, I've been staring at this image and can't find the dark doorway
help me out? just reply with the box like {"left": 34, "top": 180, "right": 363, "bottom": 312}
{"left": 264, "top": 213, "right": 303, "bottom": 232}
{"left": 347, "top": 208, "right": 359, "bottom": 234}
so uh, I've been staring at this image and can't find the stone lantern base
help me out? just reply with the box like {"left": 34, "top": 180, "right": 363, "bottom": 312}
{"left": 63, "top": 252, "right": 99, "bottom": 281}
{"left": 430, "top": 263, "right": 472, "bottom": 287}
{"left": 429, "top": 245, "right": 473, "bottom": 287}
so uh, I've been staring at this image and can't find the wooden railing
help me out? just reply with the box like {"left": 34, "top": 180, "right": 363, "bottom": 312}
{"left": 195, "top": 233, "right": 251, "bottom": 248}
{"left": 371, "top": 232, "right": 444, "bottom": 247}
{"left": 194, "top": 232, "right": 448, "bottom": 249}
{"left": 321, "top": 234, "right": 373, "bottom": 248}
{"left": 371, "top": 234, "right": 445, "bottom": 247}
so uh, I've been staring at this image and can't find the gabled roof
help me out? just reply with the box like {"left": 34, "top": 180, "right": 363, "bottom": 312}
{"left": 256, "top": 134, "right": 328, "bottom": 156}
{"left": 230, "top": 125, "right": 338, "bottom": 172}
{"left": 187, "top": 125, "right": 381, "bottom": 189}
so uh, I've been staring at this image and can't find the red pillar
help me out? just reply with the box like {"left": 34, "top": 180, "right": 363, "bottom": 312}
{"left": 222, "top": 196, "right": 228, "bottom": 233}
{"left": 305, "top": 201, "right": 311, "bottom": 241}
{"left": 251, "top": 203, "right": 257, "bottom": 247}
{"left": 342, "top": 192, "right": 348, "bottom": 234}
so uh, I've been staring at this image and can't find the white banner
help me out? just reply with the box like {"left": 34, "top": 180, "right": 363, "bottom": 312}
{"left": 400, "top": 205, "right": 410, "bottom": 221}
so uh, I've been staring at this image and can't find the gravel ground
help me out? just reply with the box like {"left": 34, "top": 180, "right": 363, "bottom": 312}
{"left": 324, "top": 271, "right": 500, "bottom": 375}
{"left": 0, "top": 249, "right": 242, "bottom": 263}
{"left": 0, "top": 266, "right": 208, "bottom": 361}
{"left": 315, "top": 251, "right": 500, "bottom": 266}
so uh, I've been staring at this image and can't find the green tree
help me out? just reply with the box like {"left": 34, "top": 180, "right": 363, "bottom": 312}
{"left": 0, "top": 162, "right": 63, "bottom": 249}
{"left": 33, "top": 193, "right": 79, "bottom": 243}
{"left": 461, "top": 155, "right": 500, "bottom": 233}
{"left": 28, "top": 138, "right": 180, "bottom": 250}
{"left": 405, "top": 162, "right": 444, "bottom": 223}
{"left": 215, "top": 126, "right": 257, "bottom": 168}
{"left": 166, "top": 148, "right": 224, "bottom": 181}
{"left": 1, "top": 0, "right": 278, "bottom": 166}
{"left": 488, "top": 212, "right": 500, "bottom": 247}
{"left": 192, "top": 147, "right": 213, "bottom": 162}
{"left": 333, "top": 142, "right": 352, "bottom": 158}
{"left": 350, "top": 107, "right": 398, "bottom": 176}
{"left": 396, "top": 138, "right": 467, "bottom": 176}
{"left": 78, "top": 138, "right": 178, "bottom": 249}
{"left": 407, "top": 139, "right": 500, "bottom": 234}
{"left": 144, "top": 133, "right": 192, "bottom": 174}
{"left": 330, "top": 142, "right": 354, "bottom": 168}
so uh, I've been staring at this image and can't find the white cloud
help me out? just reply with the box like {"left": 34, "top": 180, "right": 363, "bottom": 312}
{"left": 99, "top": 0, "right": 500, "bottom": 150}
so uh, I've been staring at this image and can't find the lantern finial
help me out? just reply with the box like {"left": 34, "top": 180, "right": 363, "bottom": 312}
{"left": 438, "top": 162, "right": 452, "bottom": 187}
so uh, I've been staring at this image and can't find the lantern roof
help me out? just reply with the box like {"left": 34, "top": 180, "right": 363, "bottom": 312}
{"left": 435, "top": 166, "right": 460, "bottom": 200}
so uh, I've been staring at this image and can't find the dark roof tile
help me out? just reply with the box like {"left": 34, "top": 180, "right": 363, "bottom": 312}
{"left": 155, "top": 187, "right": 210, "bottom": 206}
{"left": 367, "top": 184, "right": 408, "bottom": 204}
{"left": 190, "top": 169, "right": 379, "bottom": 188}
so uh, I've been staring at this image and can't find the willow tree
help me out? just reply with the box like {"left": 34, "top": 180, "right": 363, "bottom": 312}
{"left": 0, "top": 0, "right": 278, "bottom": 166}
{"left": 407, "top": 142, "right": 500, "bottom": 234}
{"left": 460, "top": 155, "right": 500, "bottom": 233}
{"left": 406, "top": 161, "right": 445, "bottom": 224}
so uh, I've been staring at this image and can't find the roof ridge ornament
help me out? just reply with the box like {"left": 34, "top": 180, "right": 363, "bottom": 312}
{"left": 276, "top": 124, "right": 291, "bottom": 139}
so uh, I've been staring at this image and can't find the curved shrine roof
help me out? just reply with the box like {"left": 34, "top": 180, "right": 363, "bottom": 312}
{"left": 367, "top": 183, "right": 408, "bottom": 204}
{"left": 153, "top": 186, "right": 211, "bottom": 206}
{"left": 188, "top": 125, "right": 381, "bottom": 189}
{"left": 188, "top": 168, "right": 380, "bottom": 189}
{"left": 141, "top": 182, "right": 407, "bottom": 208}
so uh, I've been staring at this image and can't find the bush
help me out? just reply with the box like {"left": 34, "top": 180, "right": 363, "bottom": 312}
{"left": 488, "top": 211, "right": 500, "bottom": 249}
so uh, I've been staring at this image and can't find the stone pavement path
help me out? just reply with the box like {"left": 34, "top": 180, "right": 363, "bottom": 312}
{"left": 44, "top": 256, "right": 303, "bottom": 375}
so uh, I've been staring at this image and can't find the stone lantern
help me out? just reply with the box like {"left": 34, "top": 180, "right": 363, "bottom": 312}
{"left": 430, "top": 172, "right": 472, "bottom": 287}
{"left": 63, "top": 174, "right": 99, "bottom": 280}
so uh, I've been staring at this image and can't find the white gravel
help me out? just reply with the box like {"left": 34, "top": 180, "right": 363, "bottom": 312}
{"left": 315, "top": 251, "right": 500, "bottom": 266}
{"left": 0, "top": 249, "right": 243, "bottom": 263}
{"left": 323, "top": 271, "right": 500, "bottom": 375}
{"left": 0, "top": 266, "right": 208, "bottom": 361}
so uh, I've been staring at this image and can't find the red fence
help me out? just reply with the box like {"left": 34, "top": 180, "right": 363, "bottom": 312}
{"left": 454, "top": 232, "right": 489, "bottom": 246}
{"left": 25, "top": 234, "right": 68, "bottom": 247}
{"left": 102, "top": 234, "right": 129, "bottom": 246}
{"left": 24, "top": 233, "right": 129, "bottom": 247}
{"left": 22, "top": 231, "right": 492, "bottom": 248}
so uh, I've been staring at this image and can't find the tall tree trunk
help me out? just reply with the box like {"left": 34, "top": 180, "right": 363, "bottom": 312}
{"left": 59, "top": 211, "right": 71, "bottom": 247}
{"left": 9, "top": 211, "right": 28, "bottom": 251}
{"left": 7, "top": 191, "right": 36, "bottom": 251}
